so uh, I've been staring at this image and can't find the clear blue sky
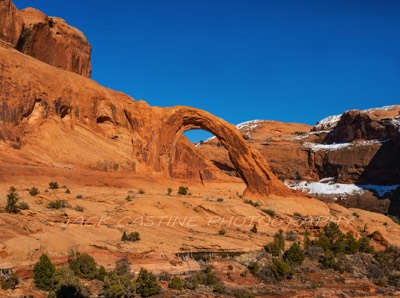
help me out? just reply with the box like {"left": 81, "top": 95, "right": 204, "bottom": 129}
{"left": 13, "top": 0, "right": 400, "bottom": 141}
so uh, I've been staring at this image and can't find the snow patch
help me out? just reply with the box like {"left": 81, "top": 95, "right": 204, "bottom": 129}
{"left": 236, "top": 119, "right": 264, "bottom": 131}
{"left": 285, "top": 179, "right": 400, "bottom": 198}
{"left": 302, "top": 140, "right": 382, "bottom": 152}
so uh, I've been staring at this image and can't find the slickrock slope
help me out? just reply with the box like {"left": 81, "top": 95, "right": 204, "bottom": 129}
{"left": 0, "top": 0, "right": 92, "bottom": 77}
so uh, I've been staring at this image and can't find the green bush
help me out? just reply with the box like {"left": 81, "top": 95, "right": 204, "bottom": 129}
{"left": 359, "top": 237, "right": 375, "bottom": 254}
{"left": 29, "top": 187, "right": 39, "bottom": 196}
{"left": 265, "top": 229, "right": 285, "bottom": 256}
{"left": 53, "top": 267, "right": 82, "bottom": 298}
{"left": 167, "top": 188, "right": 173, "bottom": 195}
{"left": 121, "top": 231, "right": 140, "bottom": 242}
{"left": 68, "top": 252, "right": 98, "bottom": 280}
{"left": 135, "top": 268, "right": 161, "bottom": 297}
{"left": 33, "top": 254, "right": 56, "bottom": 291}
{"left": 0, "top": 273, "right": 19, "bottom": 290}
{"left": 178, "top": 186, "right": 188, "bottom": 195}
{"left": 49, "top": 182, "right": 59, "bottom": 189}
{"left": 269, "top": 259, "right": 290, "bottom": 282}
{"left": 262, "top": 209, "right": 275, "bottom": 217}
{"left": 233, "top": 288, "right": 255, "bottom": 298}
{"left": 318, "top": 250, "right": 336, "bottom": 270}
{"left": 18, "top": 201, "right": 29, "bottom": 210}
{"left": 248, "top": 261, "right": 260, "bottom": 275}
{"left": 104, "top": 272, "right": 135, "bottom": 298}
{"left": 6, "top": 191, "right": 19, "bottom": 213}
{"left": 250, "top": 224, "right": 257, "bottom": 234}
{"left": 48, "top": 199, "right": 67, "bottom": 210}
{"left": 244, "top": 200, "right": 260, "bottom": 208}
{"left": 284, "top": 242, "right": 305, "bottom": 266}
{"left": 218, "top": 229, "right": 226, "bottom": 236}
{"left": 169, "top": 276, "right": 184, "bottom": 290}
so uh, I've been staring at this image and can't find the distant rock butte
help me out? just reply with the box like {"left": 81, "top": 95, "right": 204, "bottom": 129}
{"left": 0, "top": 0, "right": 91, "bottom": 77}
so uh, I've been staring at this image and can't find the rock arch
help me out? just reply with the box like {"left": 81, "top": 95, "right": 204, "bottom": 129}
{"left": 155, "top": 106, "right": 291, "bottom": 196}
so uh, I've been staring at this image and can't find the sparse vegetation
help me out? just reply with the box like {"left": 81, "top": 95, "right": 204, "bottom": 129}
{"left": 218, "top": 229, "right": 226, "bottom": 236}
{"left": 33, "top": 254, "right": 56, "bottom": 291}
{"left": 265, "top": 229, "right": 285, "bottom": 256}
{"left": 49, "top": 181, "right": 59, "bottom": 189}
{"left": 47, "top": 199, "right": 67, "bottom": 209}
{"left": 178, "top": 186, "right": 188, "bottom": 195}
{"left": 244, "top": 199, "right": 260, "bottom": 207}
{"left": 29, "top": 187, "right": 39, "bottom": 196}
{"left": 5, "top": 188, "right": 29, "bottom": 213}
{"left": 250, "top": 224, "right": 257, "bottom": 233}
{"left": 167, "top": 187, "right": 173, "bottom": 195}
{"left": 138, "top": 189, "right": 145, "bottom": 194}
{"left": 74, "top": 205, "right": 84, "bottom": 212}
{"left": 135, "top": 268, "right": 161, "bottom": 297}
{"left": 262, "top": 209, "right": 275, "bottom": 217}
{"left": 121, "top": 231, "right": 141, "bottom": 242}
{"left": 65, "top": 188, "right": 71, "bottom": 194}
{"left": 76, "top": 194, "right": 83, "bottom": 199}
{"left": 248, "top": 261, "right": 260, "bottom": 275}
{"left": 169, "top": 276, "right": 184, "bottom": 290}
{"left": 269, "top": 259, "right": 290, "bottom": 282}
{"left": 216, "top": 197, "right": 224, "bottom": 202}
{"left": 284, "top": 242, "right": 305, "bottom": 266}
{"left": 0, "top": 273, "right": 19, "bottom": 290}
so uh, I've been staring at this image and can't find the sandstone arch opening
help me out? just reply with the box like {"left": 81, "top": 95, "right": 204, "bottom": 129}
{"left": 155, "top": 107, "right": 291, "bottom": 196}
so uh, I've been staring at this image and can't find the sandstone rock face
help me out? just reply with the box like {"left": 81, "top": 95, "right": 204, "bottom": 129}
{"left": 0, "top": 45, "right": 288, "bottom": 197}
{"left": 0, "top": 0, "right": 23, "bottom": 47}
{"left": 0, "top": 1, "right": 92, "bottom": 77}
{"left": 16, "top": 8, "right": 92, "bottom": 77}
{"left": 325, "top": 110, "right": 400, "bottom": 143}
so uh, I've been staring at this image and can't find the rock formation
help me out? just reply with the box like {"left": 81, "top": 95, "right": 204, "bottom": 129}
{"left": 0, "top": 0, "right": 92, "bottom": 77}
{"left": 0, "top": 43, "right": 288, "bottom": 196}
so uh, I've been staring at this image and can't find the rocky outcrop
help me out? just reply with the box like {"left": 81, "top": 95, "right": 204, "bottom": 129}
{"left": 0, "top": 45, "right": 289, "bottom": 197}
{"left": 324, "top": 110, "right": 400, "bottom": 143}
{"left": 0, "top": 0, "right": 23, "bottom": 47}
{"left": 0, "top": 1, "right": 92, "bottom": 77}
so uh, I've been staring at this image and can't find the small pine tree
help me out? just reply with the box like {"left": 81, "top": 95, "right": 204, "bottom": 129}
{"left": 136, "top": 268, "right": 161, "bottom": 297}
{"left": 6, "top": 191, "right": 19, "bottom": 213}
{"left": 284, "top": 242, "right": 305, "bottom": 266}
{"left": 269, "top": 259, "right": 290, "bottom": 282}
{"left": 250, "top": 224, "right": 257, "bottom": 234}
{"left": 68, "top": 252, "right": 98, "bottom": 279}
{"left": 33, "top": 254, "right": 56, "bottom": 291}
{"left": 266, "top": 229, "right": 285, "bottom": 256}
{"left": 122, "top": 231, "right": 128, "bottom": 241}
{"left": 169, "top": 276, "right": 183, "bottom": 290}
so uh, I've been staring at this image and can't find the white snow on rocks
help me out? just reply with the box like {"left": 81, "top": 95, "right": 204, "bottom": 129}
{"left": 302, "top": 140, "right": 382, "bottom": 152}
{"left": 285, "top": 179, "right": 400, "bottom": 198}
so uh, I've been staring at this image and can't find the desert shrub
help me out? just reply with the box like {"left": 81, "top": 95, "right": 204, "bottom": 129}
{"left": 178, "top": 186, "right": 188, "bottom": 195}
{"left": 305, "top": 245, "right": 324, "bottom": 260}
{"left": 284, "top": 242, "right": 305, "bottom": 266}
{"left": 65, "top": 189, "right": 71, "bottom": 194}
{"left": 293, "top": 212, "right": 302, "bottom": 217}
{"left": 269, "top": 259, "right": 290, "bottom": 282}
{"left": 265, "top": 229, "right": 285, "bottom": 256}
{"left": 262, "top": 209, "right": 275, "bottom": 217}
{"left": 74, "top": 205, "right": 84, "bottom": 212}
{"left": 244, "top": 200, "right": 260, "bottom": 208}
{"left": 247, "top": 261, "right": 260, "bottom": 275}
{"left": 228, "top": 265, "right": 234, "bottom": 270}
{"left": 359, "top": 237, "right": 375, "bottom": 254}
{"left": 388, "top": 273, "right": 400, "bottom": 289}
{"left": 135, "top": 268, "right": 161, "bottom": 297}
{"left": 0, "top": 273, "right": 19, "bottom": 290}
{"left": 33, "top": 254, "right": 56, "bottom": 291}
{"left": 121, "top": 231, "right": 140, "bottom": 242}
{"left": 189, "top": 267, "right": 218, "bottom": 287}
{"left": 167, "top": 188, "right": 173, "bottom": 195}
{"left": 97, "top": 266, "right": 107, "bottom": 282}
{"left": 285, "top": 230, "right": 297, "bottom": 241}
{"left": 75, "top": 194, "right": 83, "bottom": 199}
{"left": 216, "top": 198, "right": 224, "bottom": 202}
{"left": 169, "top": 276, "right": 184, "bottom": 290}
{"left": 29, "top": 187, "right": 39, "bottom": 196}
{"left": 115, "top": 256, "right": 131, "bottom": 276}
{"left": 18, "top": 201, "right": 30, "bottom": 210}
{"left": 213, "top": 283, "right": 226, "bottom": 294}
{"left": 48, "top": 199, "right": 67, "bottom": 210}
{"left": 218, "top": 229, "right": 226, "bottom": 236}
{"left": 9, "top": 186, "right": 16, "bottom": 192}
{"left": 104, "top": 272, "right": 135, "bottom": 298}
{"left": 6, "top": 190, "right": 19, "bottom": 213}
{"left": 138, "top": 189, "right": 145, "bottom": 194}
{"left": 232, "top": 288, "right": 255, "bottom": 298}
{"left": 250, "top": 224, "right": 257, "bottom": 233}
{"left": 49, "top": 182, "right": 59, "bottom": 189}
{"left": 158, "top": 272, "right": 171, "bottom": 282}
{"left": 318, "top": 250, "right": 336, "bottom": 270}
{"left": 68, "top": 252, "right": 98, "bottom": 280}
{"left": 53, "top": 267, "right": 83, "bottom": 298}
